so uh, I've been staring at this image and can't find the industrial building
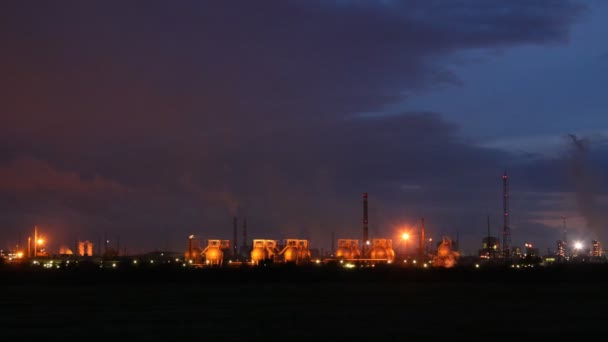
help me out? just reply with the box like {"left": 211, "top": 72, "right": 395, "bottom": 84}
{"left": 5, "top": 179, "right": 608, "bottom": 270}
{"left": 479, "top": 237, "right": 500, "bottom": 259}
{"left": 185, "top": 235, "right": 204, "bottom": 265}
{"left": 278, "top": 239, "right": 311, "bottom": 264}
{"left": 250, "top": 239, "right": 279, "bottom": 265}
{"left": 591, "top": 240, "right": 602, "bottom": 257}
{"left": 335, "top": 239, "right": 361, "bottom": 260}
{"left": 557, "top": 240, "right": 567, "bottom": 260}
{"left": 201, "top": 239, "right": 231, "bottom": 266}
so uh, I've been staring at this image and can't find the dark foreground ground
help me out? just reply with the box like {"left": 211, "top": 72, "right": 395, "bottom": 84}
{"left": 1, "top": 264, "right": 606, "bottom": 340}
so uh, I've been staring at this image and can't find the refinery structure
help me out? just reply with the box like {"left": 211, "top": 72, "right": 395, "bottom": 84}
{"left": 1, "top": 173, "right": 607, "bottom": 269}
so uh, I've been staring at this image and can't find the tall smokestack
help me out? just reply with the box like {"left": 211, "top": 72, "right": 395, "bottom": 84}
{"left": 419, "top": 217, "right": 425, "bottom": 258}
{"left": 562, "top": 216, "right": 568, "bottom": 245}
{"left": 104, "top": 232, "right": 108, "bottom": 256}
{"left": 487, "top": 215, "right": 492, "bottom": 258}
{"left": 363, "top": 193, "right": 369, "bottom": 250}
{"left": 34, "top": 225, "right": 38, "bottom": 258}
{"left": 242, "top": 219, "right": 247, "bottom": 248}
{"left": 331, "top": 231, "right": 335, "bottom": 255}
{"left": 233, "top": 216, "right": 238, "bottom": 257}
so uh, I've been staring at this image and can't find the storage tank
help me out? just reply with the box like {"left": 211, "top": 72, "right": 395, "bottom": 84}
{"left": 78, "top": 241, "right": 94, "bottom": 257}
{"left": 369, "top": 238, "right": 395, "bottom": 262}
{"left": 282, "top": 239, "right": 299, "bottom": 263}
{"left": 386, "top": 239, "right": 395, "bottom": 262}
{"left": 335, "top": 239, "right": 360, "bottom": 259}
{"left": 297, "top": 240, "right": 311, "bottom": 261}
{"left": 203, "top": 240, "right": 224, "bottom": 265}
{"left": 265, "top": 240, "right": 278, "bottom": 259}
{"left": 59, "top": 246, "right": 73, "bottom": 255}
{"left": 251, "top": 239, "right": 268, "bottom": 264}
{"left": 432, "top": 236, "right": 460, "bottom": 268}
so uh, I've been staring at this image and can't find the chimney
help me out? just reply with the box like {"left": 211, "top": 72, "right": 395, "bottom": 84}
{"left": 363, "top": 193, "right": 369, "bottom": 249}
{"left": 233, "top": 216, "right": 238, "bottom": 257}
{"left": 419, "top": 217, "right": 425, "bottom": 258}
{"left": 33, "top": 225, "right": 38, "bottom": 258}
{"left": 242, "top": 219, "right": 247, "bottom": 248}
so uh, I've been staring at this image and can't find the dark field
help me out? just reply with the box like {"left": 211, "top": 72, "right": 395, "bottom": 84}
{"left": 1, "top": 265, "right": 606, "bottom": 340}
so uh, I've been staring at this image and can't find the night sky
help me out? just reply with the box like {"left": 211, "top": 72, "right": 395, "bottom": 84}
{"left": 1, "top": 0, "right": 607, "bottom": 255}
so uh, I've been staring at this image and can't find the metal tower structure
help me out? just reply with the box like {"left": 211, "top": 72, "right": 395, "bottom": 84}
{"left": 502, "top": 171, "right": 511, "bottom": 258}
{"left": 363, "top": 193, "right": 369, "bottom": 253}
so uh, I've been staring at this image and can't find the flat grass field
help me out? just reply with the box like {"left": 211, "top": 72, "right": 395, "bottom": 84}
{"left": 1, "top": 265, "right": 606, "bottom": 340}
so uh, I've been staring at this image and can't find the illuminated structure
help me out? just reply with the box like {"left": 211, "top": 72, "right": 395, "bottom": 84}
{"left": 524, "top": 243, "right": 538, "bottom": 258}
{"left": 279, "top": 239, "right": 311, "bottom": 264}
{"left": 77, "top": 241, "right": 94, "bottom": 257}
{"left": 419, "top": 218, "right": 425, "bottom": 258}
{"left": 202, "top": 239, "right": 227, "bottom": 265}
{"left": 479, "top": 237, "right": 500, "bottom": 259}
{"left": 184, "top": 235, "right": 204, "bottom": 264}
{"left": 557, "top": 240, "right": 567, "bottom": 260}
{"left": 573, "top": 241, "right": 584, "bottom": 257}
{"left": 250, "top": 239, "right": 279, "bottom": 265}
{"left": 34, "top": 225, "right": 38, "bottom": 257}
{"left": 29, "top": 225, "right": 49, "bottom": 258}
{"left": 368, "top": 238, "right": 395, "bottom": 263}
{"left": 401, "top": 232, "right": 410, "bottom": 256}
{"left": 511, "top": 246, "right": 522, "bottom": 258}
{"left": 59, "top": 246, "right": 73, "bottom": 255}
{"left": 479, "top": 215, "right": 499, "bottom": 259}
{"left": 591, "top": 240, "right": 601, "bottom": 257}
{"left": 335, "top": 239, "right": 361, "bottom": 259}
{"left": 28, "top": 225, "right": 48, "bottom": 258}
{"left": 432, "top": 236, "right": 459, "bottom": 268}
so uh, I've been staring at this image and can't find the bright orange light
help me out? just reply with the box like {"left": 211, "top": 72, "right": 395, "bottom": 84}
{"left": 402, "top": 233, "right": 410, "bottom": 241}
{"left": 37, "top": 238, "right": 44, "bottom": 245}
{"left": 16, "top": 252, "right": 23, "bottom": 258}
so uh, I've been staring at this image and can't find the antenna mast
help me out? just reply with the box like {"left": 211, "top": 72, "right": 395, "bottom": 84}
{"left": 502, "top": 171, "right": 511, "bottom": 258}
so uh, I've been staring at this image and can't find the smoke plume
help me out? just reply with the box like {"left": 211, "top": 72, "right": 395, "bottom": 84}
{"left": 566, "top": 134, "right": 604, "bottom": 240}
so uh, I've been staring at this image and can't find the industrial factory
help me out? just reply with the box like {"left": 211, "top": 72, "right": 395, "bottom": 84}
{"left": 1, "top": 173, "right": 607, "bottom": 270}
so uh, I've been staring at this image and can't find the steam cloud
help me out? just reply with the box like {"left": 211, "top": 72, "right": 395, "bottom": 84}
{"left": 432, "top": 236, "right": 460, "bottom": 268}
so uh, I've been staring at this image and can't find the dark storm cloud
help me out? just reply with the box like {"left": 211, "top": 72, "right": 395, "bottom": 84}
{"left": 0, "top": 1, "right": 588, "bottom": 251}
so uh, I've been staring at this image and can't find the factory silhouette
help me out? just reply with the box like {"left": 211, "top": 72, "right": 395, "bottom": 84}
{"left": 1, "top": 172, "right": 606, "bottom": 269}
